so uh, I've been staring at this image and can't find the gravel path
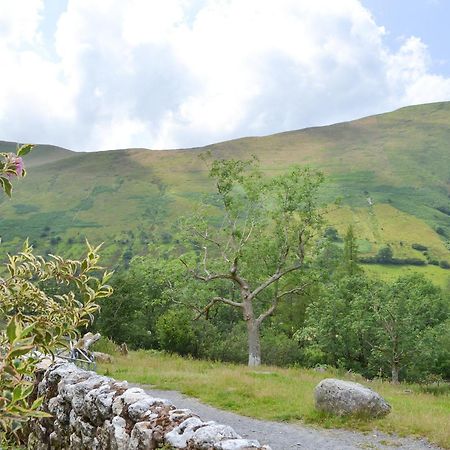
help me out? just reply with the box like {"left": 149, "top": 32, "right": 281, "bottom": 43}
{"left": 135, "top": 385, "right": 441, "bottom": 450}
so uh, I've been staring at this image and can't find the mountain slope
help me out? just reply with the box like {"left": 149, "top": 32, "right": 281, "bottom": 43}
{"left": 1, "top": 102, "right": 449, "bottom": 276}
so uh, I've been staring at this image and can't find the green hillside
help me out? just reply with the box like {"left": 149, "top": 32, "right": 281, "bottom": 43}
{"left": 1, "top": 102, "right": 449, "bottom": 279}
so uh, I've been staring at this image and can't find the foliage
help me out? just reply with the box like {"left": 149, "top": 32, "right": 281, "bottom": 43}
{"left": 91, "top": 336, "right": 120, "bottom": 355}
{"left": 300, "top": 275, "right": 380, "bottom": 375}
{"left": 360, "top": 244, "right": 428, "bottom": 267}
{"left": 412, "top": 243, "right": 428, "bottom": 251}
{"left": 303, "top": 272, "right": 449, "bottom": 382}
{"left": 336, "top": 225, "right": 363, "bottom": 277}
{"left": 94, "top": 247, "right": 189, "bottom": 349}
{"left": 370, "top": 274, "right": 449, "bottom": 382}
{"left": 376, "top": 246, "right": 394, "bottom": 263}
{"left": 0, "top": 146, "right": 113, "bottom": 446}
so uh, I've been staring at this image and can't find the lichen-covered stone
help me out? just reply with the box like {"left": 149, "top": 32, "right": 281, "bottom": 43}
{"left": 165, "top": 417, "right": 208, "bottom": 448}
{"left": 110, "top": 416, "right": 130, "bottom": 450}
{"left": 169, "top": 408, "right": 195, "bottom": 422}
{"left": 127, "top": 396, "right": 171, "bottom": 422}
{"left": 112, "top": 387, "right": 148, "bottom": 416}
{"left": 189, "top": 424, "right": 241, "bottom": 449}
{"left": 214, "top": 439, "right": 268, "bottom": 449}
{"left": 314, "top": 378, "right": 391, "bottom": 417}
{"left": 128, "top": 421, "right": 155, "bottom": 449}
{"left": 48, "top": 395, "right": 71, "bottom": 424}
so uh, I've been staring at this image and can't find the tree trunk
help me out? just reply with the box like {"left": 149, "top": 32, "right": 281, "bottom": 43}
{"left": 243, "top": 299, "right": 261, "bottom": 366}
{"left": 246, "top": 319, "right": 261, "bottom": 366}
{"left": 391, "top": 362, "right": 400, "bottom": 384}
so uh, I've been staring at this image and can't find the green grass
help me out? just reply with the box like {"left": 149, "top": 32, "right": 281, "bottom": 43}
{"left": 364, "top": 264, "right": 450, "bottom": 288}
{"left": 98, "top": 351, "right": 450, "bottom": 448}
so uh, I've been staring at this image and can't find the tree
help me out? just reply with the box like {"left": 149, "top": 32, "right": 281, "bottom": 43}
{"left": 301, "top": 274, "right": 379, "bottom": 374}
{"left": 371, "top": 274, "right": 448, "bottom": 383}
{"left": 180, "top": 156, "right": 325, "bottom": 366}
{"left": 336, "top": 225, "right": 362, "bottom": 277}
{"left": 95, "top": 246, "right": 182, "bottom": 349}
{"left": 0, "top": 146, "right": 113, "bottom": 446}
{"left": 376, "top": 245, "right": 393, "bottom": 263}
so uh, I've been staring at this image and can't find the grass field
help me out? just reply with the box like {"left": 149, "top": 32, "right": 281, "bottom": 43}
{"left": 364, "top": 264, "right": 450, "bottom": 288}
{"left": 97, "top": 351, "right": 450, "bottom": 449}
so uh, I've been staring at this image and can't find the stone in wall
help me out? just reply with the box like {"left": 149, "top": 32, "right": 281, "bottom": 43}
{"left": 28, "top": 362, "right": 271, "bottom": 450}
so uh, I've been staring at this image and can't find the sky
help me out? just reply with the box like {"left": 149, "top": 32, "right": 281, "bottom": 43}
{"left": 0, "top": 0, "right": 449, "bottom": 152}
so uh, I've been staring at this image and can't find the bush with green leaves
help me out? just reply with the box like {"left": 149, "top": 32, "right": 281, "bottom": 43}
{"left": 0, "top": 146, "right": 113, "bottom": 446}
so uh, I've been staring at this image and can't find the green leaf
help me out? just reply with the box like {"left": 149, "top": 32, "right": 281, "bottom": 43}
{"left": 31, "top": 397, "right": 44, "bottom": 410}
{"left": 16, "top": 144, "right": 33, "bottom": 157}
{"left": 9, "top": 345, "right": 34, "bottom": 359}
{"left": 6, "top": 317, "right": 18, "bottom": 342}
{"left": 0, "top": 176, "right": 12, "bottom": 197}
{"left": 20, "top": 322, "right": 36, "bottom": 339}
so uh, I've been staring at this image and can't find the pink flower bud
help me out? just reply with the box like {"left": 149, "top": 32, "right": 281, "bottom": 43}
{"left": 14, "top": 156, "right": 24, "bottom": 177}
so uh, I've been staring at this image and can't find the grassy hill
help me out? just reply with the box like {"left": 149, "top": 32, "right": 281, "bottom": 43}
{"left": 1, "top": 102, "right": 449, "bottom": 281}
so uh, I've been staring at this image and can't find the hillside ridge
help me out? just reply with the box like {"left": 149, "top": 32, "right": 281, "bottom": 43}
{"left": 1, "top": 101, "right": 449, "bottom": 282}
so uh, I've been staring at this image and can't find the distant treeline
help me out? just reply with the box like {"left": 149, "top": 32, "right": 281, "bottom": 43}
{"left": 359, "top": 256, "right": 427, "bottom": 266}
{"left": 358, "top": 244, "right": 450, "bottom": 269}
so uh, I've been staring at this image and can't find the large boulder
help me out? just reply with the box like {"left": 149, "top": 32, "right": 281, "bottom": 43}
{"left": 314, "top": 378, "right": 391, "bottom": 417}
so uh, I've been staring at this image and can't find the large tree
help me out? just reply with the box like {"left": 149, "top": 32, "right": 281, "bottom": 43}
{"left": 181, "top": 156, "right": 325, "bottom": 366}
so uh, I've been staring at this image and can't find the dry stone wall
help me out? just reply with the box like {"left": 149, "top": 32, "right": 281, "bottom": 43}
{"left": 29, "top": 362, "right": 271, "bottom": 450}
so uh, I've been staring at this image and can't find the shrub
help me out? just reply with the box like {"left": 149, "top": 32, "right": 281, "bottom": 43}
{"left": 0, "top": 146, "right": 113, "bottom": 446}
{"left": 324, "top": 227, "right": 340, "bottom": 242}
{"left": 412, "top": 243, "right": 428, "bottom": 251}
{"left": 91, "top": 336, "right": 119, "bottom": 355}
{"left": 436, "top": 206, "right": 450, "bottom": 216}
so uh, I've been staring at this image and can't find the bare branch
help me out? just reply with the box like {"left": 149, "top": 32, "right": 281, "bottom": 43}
{"left": 250, "top": 263, "right": 301, "bottom": 300}
{"left": 256, "top": 301, "right": 278, "bottom": 325}
{"left": 277, "top": 282, "right": 311, "bottom": 299}
{"left": 194, "top": 296, "right": 243, "bottom": 320}
{"left": 255, "top": 281, "right": 310, "bottom": 325}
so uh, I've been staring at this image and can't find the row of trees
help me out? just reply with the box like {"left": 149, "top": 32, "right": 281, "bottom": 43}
{"left": 95, "top": 157, "right": 449, "bottom": 383}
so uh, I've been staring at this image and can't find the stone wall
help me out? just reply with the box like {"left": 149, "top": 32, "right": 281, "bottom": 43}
{"left": 29, "top": 362, "right": 271, "bottom": 450}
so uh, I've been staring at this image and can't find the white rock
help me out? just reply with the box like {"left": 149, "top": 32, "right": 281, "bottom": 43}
{"left": 169, "top": 408, "right": 195, "bottom": 422}
{"left": 110, "top": 416, "right": 130, "bottom": 450}
{"left": 189, "top": 424, "right": 241, "bottom": 449}
{"left": 214, "top": 439, "right": 268, "bottom": 450}
{"left": 112, "top": 387, "right": 147, "bottom": 416}
{"left": 48, "top": 395, "right": 70, "bottom": 424}
{"left": 127, "top": 396, "right": 172, "bottom": 422}
{"left": 70, "top": 376, "right": 110, "bottom": 414}
{"left": 69, "top": 432, "right": 83, "bottom": 450}
{"left": 128, "top": 421, "right": 154, "bottom": 450}
{"left": 165, "top": 417, "right": 208, "bottom": 448}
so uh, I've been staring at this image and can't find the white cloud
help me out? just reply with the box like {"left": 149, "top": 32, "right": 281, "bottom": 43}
{"left": 0, "top": 0, "right": 449, "bottom": 151}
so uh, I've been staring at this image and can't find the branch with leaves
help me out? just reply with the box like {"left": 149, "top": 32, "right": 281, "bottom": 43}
{"left": 0, "top": 145, "right": 113, "bottom": 446}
